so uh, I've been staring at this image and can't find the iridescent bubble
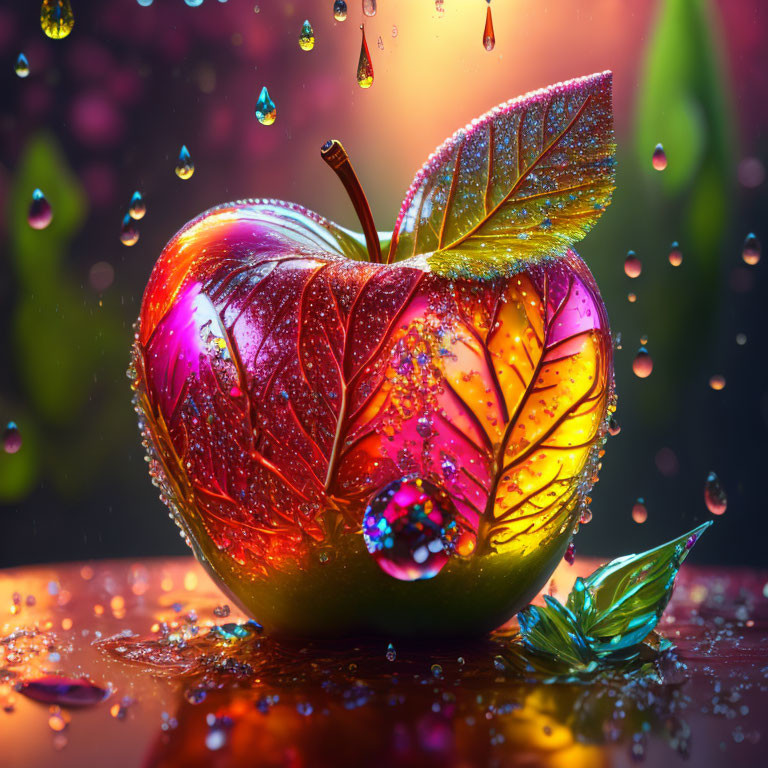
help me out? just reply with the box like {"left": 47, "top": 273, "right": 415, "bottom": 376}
{"left": 3, "top": 422, "right": 22, "bottom": 454}
{"left": 652, "top": 143, "right": 667, "bottom": 171}
{"left": 668, "top": 241, "right": 683, "bottom": 267}
{"left": 15, "top": 53, "right": 30, "bottom": 78}
{"left": 255, "top": 86, "right": 276, "bottom": 125}
{"left": 362, "top": 0, "right": 376, "bottom": 17}
{"left": 120, "top": 214, "right": 139, "bottom": 246}
{"left": 624, "top": 250, "right": 642, "bottom": 278}
{"left": 632, "top": 347, "right": 653, "bottom": 378}
{"left": 333, "top": 0, "right": 347, "bottom": 21}
{"left": 631, "top": 498, "right": 647, "bottom": 524}
{"left": 362, "top": 476, "right": 458, "bottom": 581}
{"left": 28, "top": 189, "right": 53, "bottom": 230}
{"left": 704, "top": 472, "right": 727, "bottom": 515}
{"left": 128, "top": 190, "right": 146, "bottom": 220}
{"left": 175, "top": 145, "right": 194, "bottom": 179}
{"left": 298, "top": 20, "right": 315, "bottom": 51}
{"left": 41, "top": 0, "right": 74, "bottom": 40}
{"left": 708, "top": 374, "right": 726, "bottom": 391}
{"left": 742, "top": 233, "right": 761, "bottom": 265}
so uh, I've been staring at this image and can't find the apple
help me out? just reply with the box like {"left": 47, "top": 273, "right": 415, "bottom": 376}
{"left": 132, "top": 72, "right": 616, "bottom": 637}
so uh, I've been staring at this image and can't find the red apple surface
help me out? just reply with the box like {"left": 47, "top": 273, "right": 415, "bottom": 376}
{"left": 132, "top": 72, "right": 616, "bottom": 637}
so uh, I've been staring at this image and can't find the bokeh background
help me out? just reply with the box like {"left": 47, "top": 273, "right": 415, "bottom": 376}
{"left": 0, "top": 0, "right": 766, "bottom": 568}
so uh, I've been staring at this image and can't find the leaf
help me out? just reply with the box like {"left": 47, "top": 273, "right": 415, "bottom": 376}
{"left": 566, "top": 522, "right": 711, "bottom": 655}
{"left": 388, "top": 72, "right": 616, "bottom": 278}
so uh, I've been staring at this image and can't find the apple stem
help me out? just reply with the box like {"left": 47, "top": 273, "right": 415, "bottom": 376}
{"left": 321, "top": 139, "right": 381, "bottom": 264}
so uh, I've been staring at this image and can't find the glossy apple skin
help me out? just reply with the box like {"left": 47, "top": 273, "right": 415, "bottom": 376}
{"left": 133, "top": 201, "right": 614, "bottom": 637}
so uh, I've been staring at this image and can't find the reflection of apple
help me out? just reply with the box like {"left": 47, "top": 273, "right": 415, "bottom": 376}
{"left": 132, "top": 72, "right": 616, "bottom": 637}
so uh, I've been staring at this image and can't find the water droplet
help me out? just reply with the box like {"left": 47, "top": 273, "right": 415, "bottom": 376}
{"left": 708, "top": 374, "right": 726, "bottom": 391}
{"left": 624, "top": 250, "right": 642, "bottom": 278}
{"left": 41, "top": 0, "right": 75, "bottom": 40}
{"left": 362, "top": 476, "right": 458, "bottom": 581}
{"left": 184, "top": 0, "right": 204, "bottom": 6}
{"left": 28, "top": 188, "right": 53, "bottom": 230}
{"left": 632, "top": 347, "right": 653, "bottom": 378}
{"left": 17, "top": 676, "right": 109, "bottom": 707}
{"left": 416, "top": 415, "right": 432, "bottom": 438}
{"left": 3, "top": 422, "right": 22, "bottom": 454}
{"left": 668, "top": 241, "right": 683, "bottom": 266}
{"left": 435, "top": 0, "right": 445, "bottom": 16}
{"left": 564, "top": 541, "right": 575, "bottom": 565}
{"left": 298, "top": 20, "right": 315, "bottom": 51}
{"left": 652, "top": 143, "right": 667, "bottom": 171}
{"left": 15, "top": 53, "right": 30, "bottom": 78}
{"left": 608, "top": 415, "right": 621, "bottom": 436}
{"left": 333, "top": 0, "right": 347, "bottom": 21}
{"left": 255, "top": 86, "right": 276, "bottom": 125}
{"left": 356, "top": 26, "right": 374, "bottom": 89}
{"left": 185, "top": 688, "right": 207, "bottom": 704}
{"left": 377, "top": 35, "right": 384, "bottom": 51}
{"left": 362, "top": 0, "right": 376, "bottom": 17}
{"left": 137, "top": 0, "right": 153, "bottom": 6}
{"left": 175, "top": 145, "right": 194, "bottom": 179}
{"left": 483, "top": 5, "right": 495, "bottom": 51}
{"left": 736, "top": 332, "right": 747, "bottom": 346}
{"left": 431, "top": 663, "right": 443, "bottom": 677}
{"left": 742, "top": 232, "right": 761, "bottom": 265}
{"left": 120, "top": 214, "right": 139, "bottom": 246}
{"left": 386, "top": 643, "right": 396, "bottom": 661}
{"left": 631, "top": 499, "right": 647, "bottom": 524}
{"left": 128, "top": 190, "right": 146, "bottom": 220}
{"left": 627, "top": 292, "right": 637, "bottom": 303}
{"left": 704, "top": 472, "right": 727, "bottom": 515}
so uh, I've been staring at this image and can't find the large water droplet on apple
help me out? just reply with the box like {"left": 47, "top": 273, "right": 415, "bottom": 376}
{"left": 298, "top": 19, "right": 315, "bottom": 51}
{"left": 28, "top": 188, "right": 53, "bottom": 230}
{"left": 333, "top": 0, "right": 347, "bottom": 21}
{"left": 255, "top": 86, "right": 277, "bottom": 125}
{"left": 128, "top": 190, "right": 146, "bottom": 220}
{"left": 363, "top": 476, "right": 458, "bottom": 581}
{"left": 652, "top": 143, "right": 667, "bottom": 171}
{"left": 41, "top": 0, "right": 74, "bottom": 40}
{"left": 357, "top": 25, "right": 374, "bottom": 88}
{"left": 3, "top": 422, "right": 22, "bottom": 454}
{"left": 704, "top": 472, "right": 727, "bottom": 515}
{"left": 742, "top": 232, "right": 761, "bottom": 265}
{"left": 483, "top": 5, "right": 495, "bottom": 51}
{"left": 15, "top": 53, "right": 30, "bottom": 78}
{"left": 175, "top": 145, "right": 194, "bottom": 179}
{"left": 17, "top": 675, "right": 109, "bottom": 707}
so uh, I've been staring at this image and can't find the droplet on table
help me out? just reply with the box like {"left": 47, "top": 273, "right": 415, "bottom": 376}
{"left": 357, "top": 26, "right": 374, "bottom": 88}
{"left": 483, "top": 5, "right": 495, "bottom": 51}
{"left": 17, "top": 676, "right": 109, "bottom": 707}
{"left": 742, "top": 232, "right": 761, "bottom": 265}
{"left": 652, "top": 143, "right": 667, "bottom": 171}
{"left": 15, "top": 53, "right": 30, "bottom": 78}
{"left": 708, "top": 374, "right": 725, "bottom": 391}
{"left": 632, "top": 346, "right": 653, "bottom": 378}
{"left": 41, "top": 0, "right": 74, "bottom": 40}
{"left": 255, "top": 86, "right": 276, "bottom": 125}
{"left": 704, "top": 472, "right": 727, "bottom": 515}
{"left": 631, "top": 499, "right": 647, "bottom": 524}
{"left": 333, "top": 0, "right": 347, "bottom": 21}
{"left": 3, "top": 422, "right": 22, "bottom": 454}
{"left": 120, "top": 214, "right": 139, "bottom": 246}
{"left": 624, "top": 250, "right": 642, "bottom": 278}
{"left": 128, "top": 190, "right": 146, "bottom": 220}
{"left": 28, "top": 188, "right": 53, "bottom": 229}
{"left": 668, "top": 241, "right": 683, "bottom": 266}
{"left": 362, "top": 0, "right": 376, "bottom": 17}
{"left": 175, "top": 145, "right": 195, "bottom": 179}
{"left": 298, "top": 19, "right": 315, "bottom": 51}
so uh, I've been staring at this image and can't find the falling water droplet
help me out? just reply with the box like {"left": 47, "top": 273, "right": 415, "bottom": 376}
{"left": 137, "top": 0, "right": 154, "bottom": 6}
{"left": 255, "top": 86, "right": 277, "bottom": 125}
{"left": 564, "top": 541, "right": 575, "bottom": 565}
{"left": 41, "top": 0, "right": 75, "bottom": 40}
{"left": 15, "top": 53, "right": 30, "bottom": 78}
{"left": 386, "top": 643, "right": 396, "bottom": 661}
{"left": 377, "top": 35, "right": 384, "bottom": 51}
{"left": 17, "top": 676, "right": 109, "bottom": 707}
{"left": 736, "top": 333, "right": 747, "bottom": 346}
{"left": 708, "top": 374, "right": 726, "bottom": 391}
{"left": 184, "top": 0, "right": 204, "bottom": 6}
{"left": 28, "top": 189, "right": 53, "bottom": 230}
{"left": 120, "top": 214, "right": 139, "bottom": 246}
{"left": 742, "top": 232, "right": 761, "bottom": 265}
{"left": 652, "top": 143, "right": 667, "bottom": 171}
{"left": 298, "top": 19, "right": 315, "bottom": 51}
{"left": 175, "top": 145, "right": 195, "bottom": 179}
{"left": 627, "top": 292, "right": 637, "bottom": 303}
{"left": 3, "top": 422, "right": 22, "bottom": 454}
{"left": 704, "top": 472, "right": 727, "bottom": 515}
{"left": 668, "top": 241, "right": 683, "bottom": 266}
{"left": 624, "top": 250, "right": 642, "bottom": 278}
{"left": 431, "top": 664, "right": 443, "bottom": 678}
{"left": 356, "top": 26, "right": 374, "bottom": 89}
{"left": 128, "top": 191, "right": 146, "bottom": 220}
{"left": 632, "top": 346, "right": 653, "bottom": 378}
{"left": 483, "top": 5, "right": 495, "bottom": 51}
{"left": 363, "top": 477, "right": 458, "bottom": 581}
{"left": 631, "top": 499, "right": 647, "bottom": 524}
{"left": 608, "top": 415, "right": 621, "bottom": 436}
{"left": 362, "top": 0, "right": 376, "bottom": 17}
{"left": 333, "top": 0, "right": 347, "bottom": 21}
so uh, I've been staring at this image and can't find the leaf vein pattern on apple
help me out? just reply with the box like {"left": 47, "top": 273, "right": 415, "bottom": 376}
{"left": 131, "top": 72, "right": 616, "bottom": 636}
